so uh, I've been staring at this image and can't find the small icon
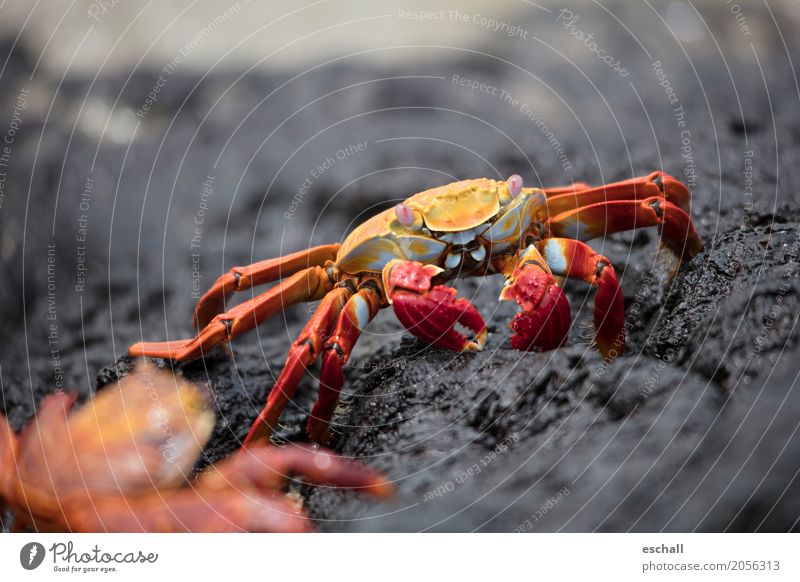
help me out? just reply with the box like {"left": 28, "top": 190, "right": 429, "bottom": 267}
{"left": 20, "top": 542, "right": 46, "bottom": 570}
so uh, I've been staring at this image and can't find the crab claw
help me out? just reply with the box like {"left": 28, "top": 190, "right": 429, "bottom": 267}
{"left": 501, "top": 266, "right": 572, "bottom": 352}
{"left": 383, "top": 260, "right": 487, "bottom": 352}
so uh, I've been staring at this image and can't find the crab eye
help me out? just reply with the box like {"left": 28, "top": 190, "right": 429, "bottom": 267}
{"left": 394, "top": 203, "right": 416, "bottom": 227}
{"left": 506, "top": 174, "right": 523, "bottom": 198}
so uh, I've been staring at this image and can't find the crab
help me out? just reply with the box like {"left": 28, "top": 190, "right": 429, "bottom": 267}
{"left": 129, "top": 171, "right": 702, "bottom": 445}
{"left": 0, "top": 364, "right": 390, "bottom": 532}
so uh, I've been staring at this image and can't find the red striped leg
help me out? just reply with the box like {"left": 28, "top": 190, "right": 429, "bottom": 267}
{"left": 308, "top": 283, "right": 384, "bottom": 444}
{"left": 540, "top": 182, "right": 591, "bottom": 195}
{"left": 243, "top": 283, "right": 354, "bottom": 446}
{"left": 545, "top": 171, "right": 691, "bottom": 216}
{"left": 537, "top": 238, "right": 625, "bottom": 359}
{"left": 129, "top": 266, "right": 334, "bottom": 361}
{"left": 382, "top": 260, "right": 487, "bottom": 352}
{"left": 194, "top": 244, "right": 340, "bottom": 329}
{"left": 500, "top": 244, "right": 572, "bottom": 352}
{"left": 546, "top": 196, "right": 703, "bottom": 259}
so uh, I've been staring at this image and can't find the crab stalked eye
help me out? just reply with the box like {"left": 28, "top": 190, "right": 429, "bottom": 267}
{"left": 394, "top": 203, "right": 416, "bottom": 227}
{"left": 507, "top": 174, "right": 523, "bottom": 198}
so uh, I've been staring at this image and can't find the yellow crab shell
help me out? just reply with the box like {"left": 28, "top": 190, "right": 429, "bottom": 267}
{"left": 336, "top": 178, "right": 546, "bottom": 274}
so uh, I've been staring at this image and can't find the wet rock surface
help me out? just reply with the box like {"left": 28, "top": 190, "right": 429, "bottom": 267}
{"left": 1, "top": 1, "right": 799, "bottom": 531}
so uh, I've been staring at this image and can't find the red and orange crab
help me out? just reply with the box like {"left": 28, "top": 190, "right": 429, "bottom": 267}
{"left": 0, "top": 364, "right": 389, "bottom": 532}
{"left": 130, "top": 172, "right": 702, "bottom": 445}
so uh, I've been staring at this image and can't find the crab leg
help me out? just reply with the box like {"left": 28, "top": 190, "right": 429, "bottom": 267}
{"left": 542, "top": 171, "right": 691, "bottom": 215}
{"left": 0, "top": 412, "right": 17, "bottom": 516}
{"left": 201, "top": 444, "right": 391, "bottom": 497}
{"left": 129, "top": 266, "right": 334, "bottom": 361}
{"left": 308, "top": 283, "right": 384, "bottom": 443}
{"left": 541, "top": 181, "right": 591, "bottom": 195}
{"left": 500, "top": 244, "right": 572, "bottom": 352}
{"left": 65, "top": 444, "right": 390, "bottom": 532}
{"left": 546, "top": 196, "right": 703, "bottom": 259}
{"left": 382, "top": 259, "right": 487, "bottom": 352}
{"left": 193, "top": 244, "right": 340, "bottom": 329}
{"left": 536, "top": 238, "right": 625, "bottom": 359}
{"left": 244, "top": 282, "right": 354, "bottom": 446}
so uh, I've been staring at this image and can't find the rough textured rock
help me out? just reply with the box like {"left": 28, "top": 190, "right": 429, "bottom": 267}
{"left": 1, "top": 1, "right": 799, "bottom": 531}
{"left": 307, "top": 224, "right": 800, "bottom": 531}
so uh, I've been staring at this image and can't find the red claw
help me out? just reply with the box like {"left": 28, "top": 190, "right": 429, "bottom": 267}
{"left": 502, "top": 268, "right": 572, "bottom": 352}
{"left": 385, "top": 260, "right": 487, "bottom": 352}
{"left": 393, "top": 286, "right": 488, "bottom": 351}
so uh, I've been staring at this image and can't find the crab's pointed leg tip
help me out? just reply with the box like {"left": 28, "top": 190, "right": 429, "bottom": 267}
{"left": 465, "top": 328, "right": 488, "bottom": 351}
{"left": 595, "top": 334, "right": 625, "bottom": 361}
{"left": 367, "top": 479, "right": 394, "bottom": 498}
